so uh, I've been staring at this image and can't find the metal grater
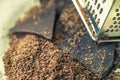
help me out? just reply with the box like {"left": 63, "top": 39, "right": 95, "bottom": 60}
{"left": 72, "top": 0, "right": 120, "bottom": 42}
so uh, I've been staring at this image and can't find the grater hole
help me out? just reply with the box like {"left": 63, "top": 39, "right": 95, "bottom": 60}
{"left": 106, "top": 29, "right": 109, "bottom": 32}
{"left": 116, "top": 13, "right": 120, "bottom": 16}
{"left": 94, "top": 14, "right": 97, "bottom": 19}
{"left": 109, "top": 25, "right": 113, "bottom": 28}
{"left": 114, "top": 25, "right": 118, "bottom": 28}
{"left": 92, "top": 31, "right": 95, "bottom": 34}
{"left": 95, "top": 0, "right": 98, "bottom": 5}
{"left": 115, "top": 29, "right": 119, "bottom": 32}
{"left": 113, "top": 21, "right": 117, "bottom": 24}
{"left": 118, "top": 21, "right": 120, "bottom": 24}
{"left": 110, "top": 29, "right": 114, "bottom": 32}
{"left": 97, "top": 19, "right": 100, "bottom": 24}
{"left": 87, "top": 1, "right": 90, "bottom": 8}
{"left": 85, "top": 0, "right": 87, "bottom": 2}
{"left": 102, "top": 0, "right": 106, "bottom": 3}
{"left": 97, "top": 4, "right": 100, "bottom": 9}
{"left": 92, "top": 10, "right": 95, "bottom": 15}
{"left": 115, "top": 9, "right": 119, "bottom": 12}
{"left": 90, "top": 5, "right": 92, "bottom": 11}
{"left": 99, "top": 8, "right": 103, "bottom": 14}
{"left": 112, "top": 17, "right": 116, "bottom": 20}
{"left": 117, "top": 17, "right": 120, "bottom": 20}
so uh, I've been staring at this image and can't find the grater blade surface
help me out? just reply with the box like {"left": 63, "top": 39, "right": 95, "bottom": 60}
{"left": 72, "top": 0, "right": 120, "bottom": 42}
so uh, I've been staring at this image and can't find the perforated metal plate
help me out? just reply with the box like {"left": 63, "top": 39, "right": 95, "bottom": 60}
{"left": 72, "top": 0, "right": 120, "bottom": 42}
{"left": 100, "top": 0, "right": 120, "bottom": 42}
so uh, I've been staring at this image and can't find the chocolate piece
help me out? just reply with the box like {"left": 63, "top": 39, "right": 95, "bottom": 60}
{"left": 10, "top": 2, "right": 55, "bottom": 39}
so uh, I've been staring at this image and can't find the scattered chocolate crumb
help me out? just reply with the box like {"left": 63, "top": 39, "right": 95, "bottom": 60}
{"left": 3, "top": 34, "right": 98, "bottom": 80}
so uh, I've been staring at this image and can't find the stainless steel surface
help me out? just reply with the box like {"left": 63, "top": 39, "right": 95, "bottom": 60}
{"left": 72, "top": 0, "right": 120, "bottom": 42}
